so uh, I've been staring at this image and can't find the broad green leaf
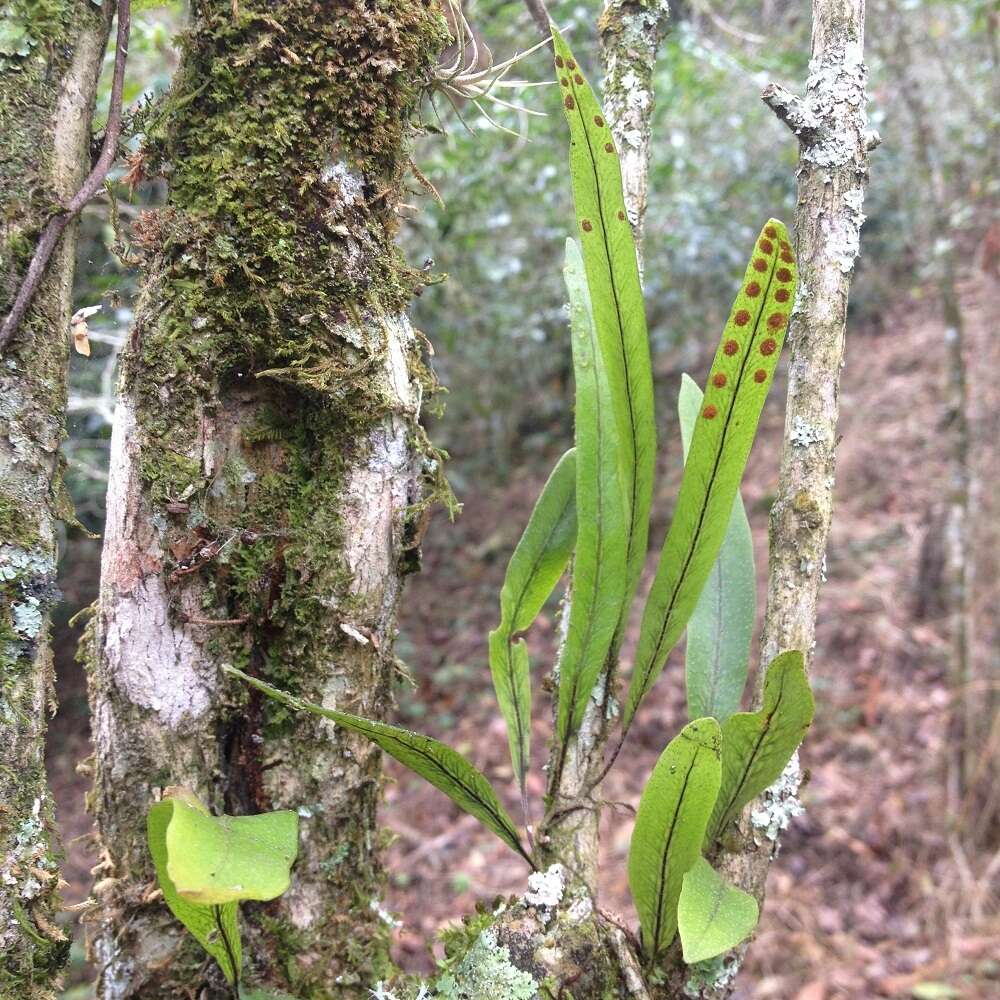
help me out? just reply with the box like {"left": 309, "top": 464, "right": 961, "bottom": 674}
{"left": 239, "top": 990, "right": 301, "bottom": 1000}
{"left": 556, "top": 239, "right": 627, "bottom": 743}
{"left": 490, "top": 448, "right": 576, "bottom": 790}
{"left": 678, "top": 374, "right": 755, "bottom": 723}
{"left": 225, "top": 667, "right": 533, "bottom": 866}
{"left": 624, "top": 220, "right": 797, "bottom": 729}
{"left": 677, "top": 857, "right": 759, "bottom": 964}
{"left": 162, "top": 798, "right": 298, "bottom": 905}
{"left": 552, "top": 30, "right": 656, "bottom": 631}
{"left": 627, "top": 718, "right": 722, "bottom": 961}
{"left": 706, "top": 651, "right": 814, "bottom": 845}
{"left": 147, "top": 796, "right": 239, "bottom": 984}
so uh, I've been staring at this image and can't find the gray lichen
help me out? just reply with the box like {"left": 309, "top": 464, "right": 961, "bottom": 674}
{"left": 750, "top": 753, "right": 805, "bottom": 843}
{"left": 682, "top": 955, "right": 740, "bottom": 997}
{"left": 522, "top": 863, "right": 565, "bottom": 913}
{"left": 789, "top": 416, "right": 824, "bottom": 448}
{"left": 435, "top": 929, "right": 539, "bottom": 1000}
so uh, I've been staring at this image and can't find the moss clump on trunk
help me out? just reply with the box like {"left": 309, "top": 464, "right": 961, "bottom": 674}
{"left": 88, "top": 2, "right": 450, "bottom": 996}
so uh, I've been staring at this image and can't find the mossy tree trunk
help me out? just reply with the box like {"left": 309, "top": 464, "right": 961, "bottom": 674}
{"left": 0, "top": 1, "right": 112, "bottom": 995}
{"left": 86, "top": 3, "right": 447, "bottom": 997}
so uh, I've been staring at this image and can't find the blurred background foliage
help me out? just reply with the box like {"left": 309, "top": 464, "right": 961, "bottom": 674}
{"left": 65, "top": 0, "right": 998, "bottom": 514}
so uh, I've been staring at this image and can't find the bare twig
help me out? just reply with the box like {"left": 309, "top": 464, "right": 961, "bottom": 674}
{"left": 523, "top": 0, "right": 552, "bottom": 38}
{"left": 761, "top": 82, "right": 824, "bottom": 145}
{"left": 182, "top": 615, "right": 251, "bottom": 627}
{"left": 605, "top": 923, "right": 650, "bottom": 1000}
{"left": 0, "top": 0, "right": 131, "bottom": 352}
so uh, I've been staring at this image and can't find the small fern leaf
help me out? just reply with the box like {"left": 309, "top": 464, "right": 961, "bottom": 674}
{"left": 705, "top": 650, "right": 814, "bottom": 845}
{"left": 628, "top": 718, "right": 722, "bottom": 962}
{"left": 556, "top": 238, "right": 628, "bottom": 743}
{"left": 678, "top": 857, "right": 759, "bottom": 964}
{"left": 147, "top": 790, "right": 297, "bottom": 985}
{"left": 490, "top": 448, "right": 577, "bottom": 791}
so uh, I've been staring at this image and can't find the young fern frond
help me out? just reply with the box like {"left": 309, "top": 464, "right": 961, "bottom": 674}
{"left": 490, "top": 448, "right": 577, "bottom": 798}
{"left": 224, "top": 666, "right": 535, "bottom": 868}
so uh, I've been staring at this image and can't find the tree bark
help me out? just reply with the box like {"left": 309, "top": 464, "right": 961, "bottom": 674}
{"left": 85, "top": 3, "right": 447, "bottom": 997}
{"left": 598, "top": 0, "right": 670, "bottom": 259}
{"left": 663, "top": 0, "right": 877, "bottom": 994}
{"left": 0, "top": 2, "right": 113, "bottom": 994}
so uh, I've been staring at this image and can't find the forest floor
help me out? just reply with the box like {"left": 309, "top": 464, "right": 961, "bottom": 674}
{"left": 48, "top": 271, "right": 999, "bottom": 998}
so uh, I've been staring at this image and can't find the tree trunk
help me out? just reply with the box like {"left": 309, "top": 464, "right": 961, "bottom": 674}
{"left": 0, "top": 2, "right": 112, "bottom": 994}
{"left": 664, "top": 0, "right": 878, "bottom": 994}
{"left": 86, "top": 3, "right": 447, "bottom": 997}
{"left": 598, "top": 0, "right": 670, "bottom": 259}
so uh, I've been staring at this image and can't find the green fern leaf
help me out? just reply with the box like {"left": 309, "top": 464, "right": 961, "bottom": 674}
{"left": 705, "top": 651, "right": 814, "bottom": 845}
{"left": 556, "top": 239, "right": 628, "bottom": 743}
{"left": 677, "top": 374, "right": 756, "bottom": 722}
{"left": 628, "top": 718, "right": 722, "bottom": 961}
{"left": 552, "top": 29, "right": 656, "bottom": 636}
{"left": 225, "top": 667, "right": 533, "bottom": 866}
{"left": 624, "top": 220, "right": 797, "bottom": 728}
{"left": 490, "top": 448, "right": 576, "bottom": 791}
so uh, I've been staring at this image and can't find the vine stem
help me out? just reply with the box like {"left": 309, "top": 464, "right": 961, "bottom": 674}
{"left": 0, "top": 0, "right": 131, "bottom": 352}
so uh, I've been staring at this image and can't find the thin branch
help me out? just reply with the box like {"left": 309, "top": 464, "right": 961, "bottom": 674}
{"left": 0, "top": 0, "right": 131, "bottom": 352}
{"left": 761, "top": 82, "right": 823, "bottom": 145}
{"left": 522, "top": 0, "right": 552, "bottom": 39}
{"left": 605, "top": 923, "right": 650, "bottom": 1000}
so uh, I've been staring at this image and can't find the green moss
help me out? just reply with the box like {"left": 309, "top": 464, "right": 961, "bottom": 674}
{"left": 101, "top": 2, "right": 453, "bottom": 994}
{"left": 138, "top": 449, "right": 204, "bottom": 506}
{"left": 0, "top": 0, "right": 70, "bottom": 70}
{"left": 436, "top": 928, "right": 539, "bottom": 1000}
{"left": 125, "top": 0, "right": 449, "bottom": 455}
{"left": 0, "top": 491, "right": 37, "bottom": 548}
{"left": 437, "top": 908, "right": 498, "bottom": 973}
